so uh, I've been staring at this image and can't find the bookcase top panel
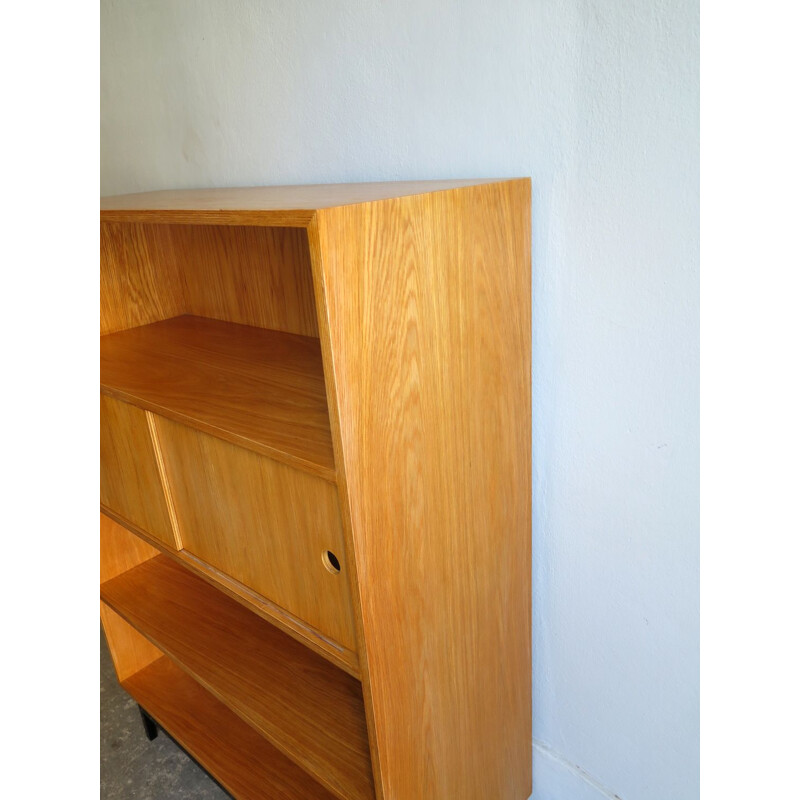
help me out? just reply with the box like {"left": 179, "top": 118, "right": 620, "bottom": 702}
{"left": 100, "top": 179, "right": 527, "bottom": 226}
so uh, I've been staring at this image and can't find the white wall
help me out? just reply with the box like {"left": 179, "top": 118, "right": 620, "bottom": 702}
{"left": 101, "top": 1, "right": 699, "bottom": 798}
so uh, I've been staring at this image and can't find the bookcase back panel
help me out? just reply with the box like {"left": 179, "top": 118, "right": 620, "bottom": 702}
{"left": 154, "top": 416, "right": 357, "bottom": 652}
{"left": 101, "top": 222, "right": 318, "bottom": 337}
{"left": 100, "top": 395, "right": 178, "bottom": 548}
{"left": 174, "top": 225, "right": 319, "bottom": 337}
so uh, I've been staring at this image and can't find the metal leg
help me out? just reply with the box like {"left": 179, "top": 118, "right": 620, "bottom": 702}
{"left": 138, "top": 705, "right": 158, "bottom": 741}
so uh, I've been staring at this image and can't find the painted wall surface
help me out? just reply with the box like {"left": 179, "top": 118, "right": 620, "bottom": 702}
{"left": 101, "top": 2, "right": 699, "bottom": 798}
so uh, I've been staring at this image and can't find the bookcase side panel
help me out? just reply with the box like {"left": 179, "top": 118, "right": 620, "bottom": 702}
{"left": 315, "top": 181, "right": 532, "bottom": 800}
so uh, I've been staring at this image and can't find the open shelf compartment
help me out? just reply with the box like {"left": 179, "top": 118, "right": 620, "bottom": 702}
{"left": 124, "top": 656, "right": 338, "bottom": 800}
{"left": 101, "top": 314, "right": 336, "bottom": 480}
{"left": 101, "top": 555, "right": 375, "bottom": 800}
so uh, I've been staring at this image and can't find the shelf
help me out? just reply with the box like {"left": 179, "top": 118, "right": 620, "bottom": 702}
{"left": 100, "top": 315, "right": 335, "bottom": 480}
{"left": 101, "top": 555, "right": 374, "bottom": 800}
{"left": 123, "top": 656, "right": 338, "bottom": 800}
{"left": 101, "top": 508, "right": 360, "bottom": 676}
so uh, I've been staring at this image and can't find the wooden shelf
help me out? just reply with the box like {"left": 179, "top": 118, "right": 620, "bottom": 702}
{"left": 100, "top": 315, "right": 335, "bottom": 480}
{"left": 101, "top": 555, "right": 374, "bottom": 800}
{"left": 123, "top": 656, "right": 338, "bottom": 800}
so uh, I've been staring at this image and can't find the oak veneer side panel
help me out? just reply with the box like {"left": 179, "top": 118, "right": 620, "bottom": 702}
{"left": 315, "top": 180, "right": 532, "bottom": 800}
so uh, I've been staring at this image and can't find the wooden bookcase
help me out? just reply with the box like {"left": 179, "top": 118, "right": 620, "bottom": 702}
{"left": 100, "top": 180, "right": 532, "bottom": 800}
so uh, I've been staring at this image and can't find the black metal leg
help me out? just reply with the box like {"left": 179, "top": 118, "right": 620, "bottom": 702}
{"left": 138, "top": 705, "right": 158, "bottom": 741}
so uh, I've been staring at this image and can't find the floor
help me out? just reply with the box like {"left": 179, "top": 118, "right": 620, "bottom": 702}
{"left": 100, "top": 629, "right": 230, "bottom": 799}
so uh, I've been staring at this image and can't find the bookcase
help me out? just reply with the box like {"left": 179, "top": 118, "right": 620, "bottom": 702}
{"left": 99, "top": 180, "right": 531, "bottom": 800}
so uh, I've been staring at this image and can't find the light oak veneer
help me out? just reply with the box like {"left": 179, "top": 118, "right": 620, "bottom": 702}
{"left": 100, "top": 395, "right": 177, "bottom": 548}
{"left": 100, "top": 509, "right": 359, "bottom": 675}
{"left": 101, "top": 315, "right": 335, "bottom": 478}
{"left": 155, "top": 416, "right": 356, "bottom": 650}
{"left": 100, "top": 223, "right": 317, "bottom": 336}
{"left": 123, "top": 657, "right": 338, "bottom": 800}
{"left": 100, "top": 179, "right": 531, "bottom": 800}
{"left": 99, "top": 516, "right": 163, "bottom": 683}
{"left": 312, "top": 181, "right": 532, "bottom": 799}
{"left": 101, "top": 556, "right": 373, "bottom": 800}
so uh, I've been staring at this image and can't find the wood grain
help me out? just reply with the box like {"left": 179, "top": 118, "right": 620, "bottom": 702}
{"left": 313, "top": 179, "right": 532, "bottom": 799}
{"left": 102, "top": 222, "right": 318, "bottom": 336}
{"left": 101, "top": 222, "right": 185, "bottom": 335}
{"left": 100, "top": 505, "right": 360, "bottom": 676}
{"left": 174, "top": 225, "right": 318, "bottom": 336}
{"left": 100, "top": 179, "right": 508, "bottom": 226}
{"left": 100, "top": 394, "right": 178, "bottom": 547}
{"left": 100, "top": 513, "right": 162, "bottom": 682}
{"left": 100, "top": 512, "right": 159, "bottom": 583}
{"left": 124, "top": 657, "right": 338, "bottom": 800}
{"left": 154, "top": 415, "right": 356, "bottom": 651}
{"left": 101, "top": 315, "right": 335, "bottom": 479}
{"left": 101, "top": 555, "right": 375, "bottom": 800}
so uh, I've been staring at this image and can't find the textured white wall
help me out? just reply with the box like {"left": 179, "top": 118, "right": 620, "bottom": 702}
{"left": 101, "top": 2, "right": 699, "bottom": 798}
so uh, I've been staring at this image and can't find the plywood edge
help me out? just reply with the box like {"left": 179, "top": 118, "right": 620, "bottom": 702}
{"left": 100, "top": 209, "right": 316, "bottom": 227}
{"left": 306, "top": 214, "right": 386, "bottom": 800}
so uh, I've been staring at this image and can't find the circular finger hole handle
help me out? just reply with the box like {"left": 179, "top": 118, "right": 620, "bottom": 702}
{"left": 322, "top": 550, "right": 341, "bottom": 574}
